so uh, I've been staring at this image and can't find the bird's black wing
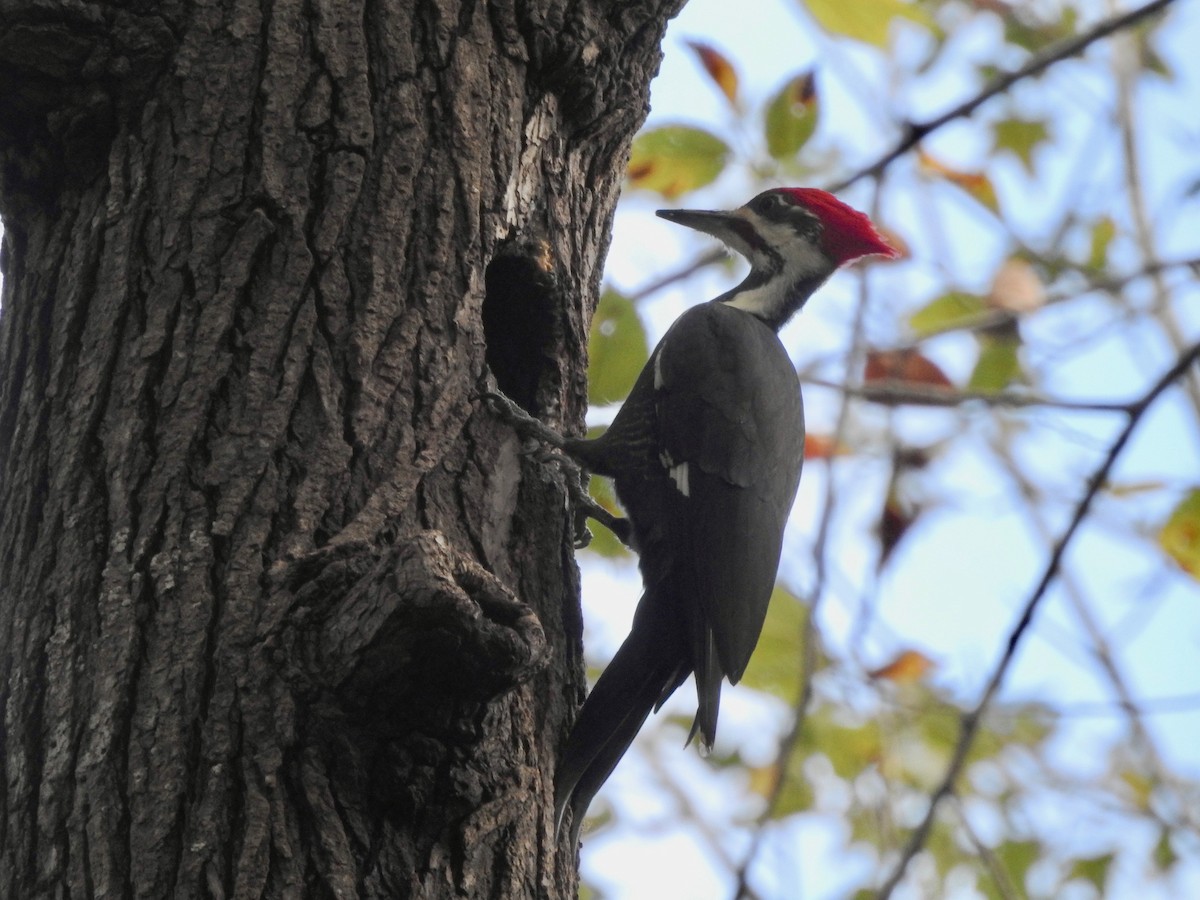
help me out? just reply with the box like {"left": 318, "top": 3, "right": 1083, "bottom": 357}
{"left": 653, "top": 302, "right": 805, "bottom": 689}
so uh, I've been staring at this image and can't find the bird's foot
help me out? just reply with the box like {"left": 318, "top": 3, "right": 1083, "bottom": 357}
{"left": 481, "top": 389, "right": 633, "bottom": 550}
{"left": 567, "top": 489, "right": 633, "bottom": 550}
{"left": 482, "top": 390, "right": 566, "bottom": 451}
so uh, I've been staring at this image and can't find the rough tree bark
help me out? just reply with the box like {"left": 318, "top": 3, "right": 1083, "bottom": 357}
{"left": 0, "top": 1, "right": 684, "bottom": 897}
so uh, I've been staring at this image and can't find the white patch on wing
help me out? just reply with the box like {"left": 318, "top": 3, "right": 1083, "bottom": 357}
{"left": 653, "top": 349, "right": 665, "bottom": 390}
{"left": 668, "top": 462, "right": 690, "bottom": 497}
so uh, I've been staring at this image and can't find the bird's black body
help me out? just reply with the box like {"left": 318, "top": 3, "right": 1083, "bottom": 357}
{"left": 556, "top": 302, "right": 804, "bottom": 837}
{"left": 539, "top": 187, "right": 896, "bottom": 843}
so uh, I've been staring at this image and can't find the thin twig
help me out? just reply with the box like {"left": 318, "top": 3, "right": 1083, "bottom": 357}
{"left": 802, "top": 378, "right": 1134, "bottom": 413}
{"left": 883, "top": 255, "right": 1200, "bottom": 349}
{"left": 953, "top": 797, "right": 1022, "bottom": 900}
{"left": 991, "top": 433, "right": 1167, "bottom": 768}
{"left": 830, "top": 0, "right": 1179, "bottom": 194}
{"left": 874, "top": 341, "right": 1200, "bottom": 899}
{"left": 628, "top": 247, "right": 727, "bottom": 303}
{"left": 1112, "top": 14, "right": 1200, "bottom": 433}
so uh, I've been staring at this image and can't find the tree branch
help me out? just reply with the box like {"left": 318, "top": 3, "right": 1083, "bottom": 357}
{"left": 831, "top": 0, "right": 1179, "bottom": 194}
{"left": 874, "top": 340, "right": 1200, "bottom": 898}
{"left": 802, "top": 378, "right": 1135, "bottom": 413}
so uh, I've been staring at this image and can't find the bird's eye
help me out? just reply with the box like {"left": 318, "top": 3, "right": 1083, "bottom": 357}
{"left": 758, "top": 192, "right": 787, "bottom": 213}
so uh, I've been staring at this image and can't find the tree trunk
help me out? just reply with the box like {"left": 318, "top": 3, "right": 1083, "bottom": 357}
{"left": 0, "top": 2, "right": 683, "bottom": 897}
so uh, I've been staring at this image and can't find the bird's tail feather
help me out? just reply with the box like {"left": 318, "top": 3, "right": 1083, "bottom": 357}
{"left": 686, "top": 627, "right": 722, "bottom": 751}
{"left": 554, "top": 603, "right": 687, "bottom": 846}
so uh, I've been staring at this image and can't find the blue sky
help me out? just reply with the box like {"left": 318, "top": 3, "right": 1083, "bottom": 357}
{"left": 583, "top": 1, "right": 1200, "bottom": 896}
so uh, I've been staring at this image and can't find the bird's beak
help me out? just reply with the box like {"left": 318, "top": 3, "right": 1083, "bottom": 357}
{"left": 656, "top": 207, "right": 743, "bottom": 242}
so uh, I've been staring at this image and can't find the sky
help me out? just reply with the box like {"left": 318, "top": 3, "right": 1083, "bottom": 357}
{"left": 0, "top": 1, "right": 1194, "bottom": 897}
{"left": 581, "top": 0, "right": 1200, "bottom": 897}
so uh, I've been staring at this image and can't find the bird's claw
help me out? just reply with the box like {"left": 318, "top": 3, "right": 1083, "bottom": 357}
{"left": 482, "top": 389, "right": 567, "bottom": 450}
{"left": 481, "top": 386, "right": 632, "bottom": 549}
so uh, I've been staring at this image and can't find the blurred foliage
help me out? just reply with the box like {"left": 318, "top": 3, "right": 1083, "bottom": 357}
{"left": 627, "top": 126, "right": 730, "bottom": 199}
{"left": 578, "top": 0, "right": 1200, "bottom": 897}
{"left": 587, "top": 290, "right": 649, "bottom": 406}
{"left": 765, "top": 72, "right": 820, "bottom": 160}
{"left": 1160, "top": 489, "right": 1200, "bottom": 579}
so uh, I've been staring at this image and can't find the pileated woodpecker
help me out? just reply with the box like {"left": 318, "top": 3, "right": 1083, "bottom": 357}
{"left": 491, "top": 188, "right": 895, "bottom": 843}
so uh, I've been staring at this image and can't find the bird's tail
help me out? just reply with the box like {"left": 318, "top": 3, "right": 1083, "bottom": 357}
{"left": 554, "top": 599, "right": 687, "bottom": 847}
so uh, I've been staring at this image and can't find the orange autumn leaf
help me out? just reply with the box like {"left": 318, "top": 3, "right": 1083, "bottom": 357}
{"left": 918, "top": 149, "right": 1000, "bottom": 213}
{"left": 686, "top": 41, "right": 739, "bottom": 107}
{"left": 868, "top": 649, "right": 936, "bottom": 684}
{"left": 804, "top": 433, "right": 849, "bottom": 460}
{"left": 864, "top": 349, "right": 954, "bottom": 390}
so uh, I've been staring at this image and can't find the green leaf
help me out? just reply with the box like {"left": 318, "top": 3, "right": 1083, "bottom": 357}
{"left": 1069, "top": 853, "right": 1113, "bottom": 892}
{"left": 908, "top": 292, "right": 989, "bottom": 337}
{"left": 1087, "top": 216, "right": 1117, "bottom": 270}
{"left": 1004, "top": 6, "right": 1078, "bottom": 53}
{"left": 1134, "top": 20, "right": 1173, "bottom": 81}
{"left": 968, "top": 331, "right": 1022, "bottom": 393}
{"left": 739, "top": 586, "right": 807, "bottom": 702}
{"left": 754, "top": 759, "right": 814, "bottom": 818}
{"left": 925, "top": 820, "right": 962, "bottom": 876}
{"left": 765, "top": 72, "right": 819, "bottom": 160}
{"left": 627, "top": 126, "right": 730, "bottom": 199}
{"left": 993, "top": 117, "right": 1049, "bottom": 175}
{"left": 1159, "top": 488, "right": 1200, "bottom": 580}
{"left": 588, "top": 289, "right": 649, "bottom": 406}
{"left": 799, "top": 705, "right": 883, "bottom": 780}
{"left": 1153, "top": 828, "right": 1179, "bottom": 870}
{"left": 1005, "top": 703, "right": 1055, "bottom": 748}
{"left": 799, "top": 0, "right": 931, "bottom": 47}
{"left": 1118, "top": 765, "right": 1154, "bottom": 810}
{"left": 995, "top": 839, "right": 1040, "bottom": 891}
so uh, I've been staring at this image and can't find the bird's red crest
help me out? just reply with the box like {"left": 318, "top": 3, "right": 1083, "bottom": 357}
{"left": 779, "top": 188, "right": 898, "bottom": 265}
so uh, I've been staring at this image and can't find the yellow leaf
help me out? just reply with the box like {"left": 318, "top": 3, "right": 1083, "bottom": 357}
{"left": 800, "top": 0, "right": 932, "bottom": 47}
{"left": 1088, "top": 215, "right": 1117, "bottom": 270}
{"left": 1159, "top": 489, "right": 1200, "bottom": 580}
{"left": 747, "top": 762, "right": 781, "bottom": 798}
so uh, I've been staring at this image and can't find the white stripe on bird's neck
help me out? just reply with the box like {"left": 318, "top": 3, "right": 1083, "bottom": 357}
{"left": 723, "top": 226, "right": 830, "bottom": 325}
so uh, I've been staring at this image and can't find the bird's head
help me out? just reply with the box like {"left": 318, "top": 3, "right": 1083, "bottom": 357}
{"left": 657, "top": 188, "right": 897, "bottom": 329}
